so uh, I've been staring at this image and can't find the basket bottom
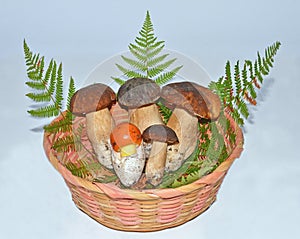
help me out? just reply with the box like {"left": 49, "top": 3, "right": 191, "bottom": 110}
{"left": 74, "top": 196, "right": 217, "bottom": 232}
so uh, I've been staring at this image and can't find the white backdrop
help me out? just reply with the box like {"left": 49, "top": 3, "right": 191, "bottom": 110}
{"left": 1, "top": 0, "right": 299, "bottom": 238}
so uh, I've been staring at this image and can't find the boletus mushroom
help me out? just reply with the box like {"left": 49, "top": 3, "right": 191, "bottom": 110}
{"left": 117, "top": 77, "right": 162, "bottom": 133}
{"left": 110, "top": 122, "right": 145, "bottom": 187}
{"left": 70, "top": 83, "right": 116, "bottom": 169}
{"left": 160, "top": 81, "right": 221, "bottom": 172}
{"left": 142, "top": 124, "right": 178, "bottom": 186}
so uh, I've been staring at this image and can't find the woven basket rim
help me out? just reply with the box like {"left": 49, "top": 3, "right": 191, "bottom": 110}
{"left": 43, "top": 112, "right": 244, "bottom": 200}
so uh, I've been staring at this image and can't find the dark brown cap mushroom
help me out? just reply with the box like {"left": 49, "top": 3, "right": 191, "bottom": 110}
{"left": 70, "top": 83, "right": 116, "bottom": 117}
{"left": 69, "top": 83, "right": 116, "bottom": 169}
{"left": 143, "top": 124, "right": 179, "bottom": 186}
{"left": 161, "top": 81, "right": 221, "bottom": 121}
{"left": 117, "top": 78, "right": 160, "bottom": 109}
{"left": 142, "top": 124, "right": 178, "bottom": 145}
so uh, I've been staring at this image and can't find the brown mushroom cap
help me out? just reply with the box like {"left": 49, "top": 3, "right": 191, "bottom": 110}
{"left": 161, "top": 81, "right": 221, "bottom": 121}
{"left": 70, "top": 83, "right": 116, "bottom": 116}
{"left": 142, "top": 124, "right": 179, "bottom": 144}
{"left": 117, "top": 78, "right": 160, "bottom": 109}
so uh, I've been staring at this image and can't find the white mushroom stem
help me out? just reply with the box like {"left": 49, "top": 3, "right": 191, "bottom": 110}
{"left": 145, "top": 141, "right": 167, "bottom": 186}
{"left": 129, "top": 104, "right": 163, "bottom": 133}
{"left": 129, "top": 104, "right": 168, "bottom": 186}
{"left": 111, "top": 145, "right": 145, "bottom": 187}
{"left": 165, "top": 108, "right": 198, "bottom": 172}
{"left": 86, "top": 108, "right": 115, "bottom": 169}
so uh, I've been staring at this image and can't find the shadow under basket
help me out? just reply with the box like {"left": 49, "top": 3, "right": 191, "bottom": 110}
{"left": 43, "top": 112, "right": 243, "bottom": 232}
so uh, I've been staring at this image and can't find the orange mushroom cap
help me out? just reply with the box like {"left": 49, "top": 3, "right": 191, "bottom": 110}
{"left": 110, "top": 122, "right": 142, "bottom": 152}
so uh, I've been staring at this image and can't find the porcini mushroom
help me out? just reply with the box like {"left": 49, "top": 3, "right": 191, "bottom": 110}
{"left": 110, "top": 122, "right": 145, "bottom": 187}
{"left": 142, "top": 124, "right": 178, "bottom": 186}
{"left": 70, "top": 83, "right": 116, "bottom": 169}
{"left": 117, "top": 77, "right": 162, "bottom": 132}
{"left": 160, "top": 81, "right": 221, "bottom": 172}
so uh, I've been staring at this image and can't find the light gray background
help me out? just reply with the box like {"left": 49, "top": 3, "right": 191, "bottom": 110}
{"left": 1, "top": 0, "right": 299, "bottom": 238}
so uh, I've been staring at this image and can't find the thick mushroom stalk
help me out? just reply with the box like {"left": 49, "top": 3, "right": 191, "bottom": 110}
{"left": 129, "top": 104, "right": 163, "bottom": 133}
{"left": 161, "top": 81, "right": 221, "bottom": 172}
{"left": 110, "top": 122, "right": 145, "bottom": 187}
{"left": 165, "top": 108, "right": 198, "bottom": 172}
{"left": 85, "top": 109, "right": 114, "bottom": 169}
{"left": 143, "top": 125, "right": 178, "bottom": 186}
{"left": 70, "top": 83, "right": 116, "bottom": 169}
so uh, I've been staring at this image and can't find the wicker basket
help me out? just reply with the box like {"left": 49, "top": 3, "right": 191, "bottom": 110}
{"left": 43, "top": 112, "right": 243, "bottom": 232}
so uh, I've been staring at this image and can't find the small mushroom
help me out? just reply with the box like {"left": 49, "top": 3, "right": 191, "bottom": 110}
{"left": 110, "top": 122, "right": 145, "bottom": 187}
{"left": 160, "top": 81, "right": 221, "bottom": 172}
{"left": 117, "top": 78, "right": 163, "bottom": 133}
{"left": 70, "top": 83, "right": 116, "bottom": 169}
{"left": 142, "top": 124, "right": 178, "bottom": 186}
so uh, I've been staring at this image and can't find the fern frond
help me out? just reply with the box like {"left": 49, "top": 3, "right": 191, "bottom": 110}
{"left": 209, "top": 41, "right": 281, "bottom": 126}
{"left": 112, "top": 11, "right": 182, "bottom": 85}
{"left": 24, "top": 40, "right": 77, "bottom": 125}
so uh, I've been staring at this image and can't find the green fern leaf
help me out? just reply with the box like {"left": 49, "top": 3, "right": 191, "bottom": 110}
{"left": 209, "top": 42, "right": 281, "bottom": 126}
{"left": 55, "top": 63, "right": 64, "bottom": 110}
{"left": 52, "top": 134, "right": 77, "bottom": 152}
{"left": 26, "top": 92, "right": 51, "bottom": 102}
{"left": 121, "top": 55, "right": 146, "bottom": 71}
{"left": 157, "top": 101, "right": 172, "bottom": 123}
{"left": 146, "top": 43, "right": 164, "bottom": 59}
{"left": 115, "top": 63, "right": 132, "bottom": 74}
{"left": 43, "top": 112, "right": 72, "bottom": 133}
{"left": 24, "top": 40, "right": 75, "bottom": 122}
{"left": 234, "top": 61, "right": 242, "bottom": 96}
{"left": 111, "top": 77, "right": 125, "bottom": 85}
{"left": 112, "top": 11, "right": 182, "bottom": 85}
{"left": 27, "top": 104, "right": 59, "bottom": 118}
{"left": 147, "top": 54, "right": 169, "bottom": 68}
{"left": 67, "top": 77, "right": 76, "bottom": 111}
{"left": 129, "top": 45, "right": 146, "bottom": 62}
{"left": 129, "top": 43, "right": 147, "bottom": 56}
{"left": 155, "top": 65, "right": 183, "bottom": 86}
{"left": 25, "top": 81, "right": 46, "bottom": 90}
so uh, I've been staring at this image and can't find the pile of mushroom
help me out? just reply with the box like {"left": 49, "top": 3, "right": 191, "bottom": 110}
{"left": 69, "top": 78, "right": 221, "bottom": 188}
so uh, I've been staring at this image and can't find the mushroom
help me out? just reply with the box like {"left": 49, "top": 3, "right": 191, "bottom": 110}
{"left": 70, "top": 83, "right": 116, "bottom": 169}
{"left": 117, "top": 77, "right": 162, "bottom": 133}
{"left": 110, "top": 122, "right": 145, "bottom": 187}
{"left": 142, "top": 124, "right": 178, "bottom": 186}
{"left": 160, "top": 81, "right": 221, "bottom": 172}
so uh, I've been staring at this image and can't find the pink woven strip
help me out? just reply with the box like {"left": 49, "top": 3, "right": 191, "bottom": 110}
{"left": 77, "top": 187, "right": 103, "bottom": 219}
{"left": 94, "top": 183, "right": 135, "bottom": 199}
{"left": 196, "top": 171, "right": 225, "bottom": 185}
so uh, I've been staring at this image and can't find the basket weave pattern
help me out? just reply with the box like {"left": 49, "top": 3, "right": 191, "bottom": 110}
{"left": 43, "top": 113, "right": 243, "bottom": 232}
